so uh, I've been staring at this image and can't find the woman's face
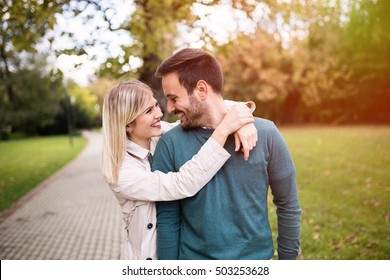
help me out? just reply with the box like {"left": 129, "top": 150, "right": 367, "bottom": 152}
{"left": 128, "top": 98, "right": 163, "bottom": 149}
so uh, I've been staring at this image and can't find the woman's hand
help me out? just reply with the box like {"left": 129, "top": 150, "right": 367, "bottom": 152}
{"left": 218, "top": 103, "right": 254, "bottom": 135}
{"left": 211, "top": 103, "right": 254, "bottom": 152}
{"left": 234, "top": 123, "right": 258, "bottom": 161}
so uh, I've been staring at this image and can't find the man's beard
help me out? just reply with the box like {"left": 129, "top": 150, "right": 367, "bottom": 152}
{"left": 175, "top": 95, "right": 205, "bottom": 129}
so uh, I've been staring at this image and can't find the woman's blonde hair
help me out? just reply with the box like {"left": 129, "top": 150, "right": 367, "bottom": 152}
{"left": 101, "top": 80, "right": 154, "bottom": 184}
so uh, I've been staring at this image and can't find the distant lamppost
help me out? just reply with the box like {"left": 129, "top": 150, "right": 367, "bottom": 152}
{"left": 94, "top": 103, "right": 101, "bottom": 127}
{"left": 67, "top": 95, "right": 76, "bottom": 147}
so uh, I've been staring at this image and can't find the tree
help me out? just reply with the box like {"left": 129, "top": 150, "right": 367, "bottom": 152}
{"left": 217, "top": 0, "right": 389, "bottom": 124}
{"left": 0, "top": 0, "right": 73, "bottom": 137}
{"left": 0, "top": 0, "right": 68, "bottom": 103}
{"left": 282, "top": 17, "right": 354, "bottom": 123}
{"left": 67, "top": 81, "right": 100, "bottom": 128}
{"left": 96, "top": 0, "right": 196, "bottom": 117}
{"left": 88, "top": 77, "right": 116, "bottom": 126}
{"left": 216, "top": 29, "right": 288, "bottom": 122}
{"left": 340, "top": 0, "right": 390, "bottom": 123}
{"left": 93, "top": 0, "right": 263, "bottom": 117}
{"left": 1, "top": 0, "right": 112, "bottom": 136}
{"left": 216, "top": 23, "right": 352, "bottom": 124}
{"left": 0, "top": 54, "right": 66, "bottom": 137}
{"left": 90, "top": 0, "right": 387, "bottom": 124}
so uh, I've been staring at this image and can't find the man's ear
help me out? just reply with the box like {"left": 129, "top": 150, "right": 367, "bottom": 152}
{"left": 195, "top": 80, "right": 208, "bottom": 101}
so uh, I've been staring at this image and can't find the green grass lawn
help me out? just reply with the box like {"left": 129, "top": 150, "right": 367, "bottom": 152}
{"left": 268, "top": 126, "right": 390, "bottom": 260}
{"left": 0, "top": 135, "right": 87, "bottom": 212}
{"left": 0, "top": 127, "right": 389, "bottom": 260}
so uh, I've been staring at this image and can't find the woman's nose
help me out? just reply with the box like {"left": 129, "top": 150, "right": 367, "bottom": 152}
{"left": 155, "top": 107, "right": 163, "bottom": 118}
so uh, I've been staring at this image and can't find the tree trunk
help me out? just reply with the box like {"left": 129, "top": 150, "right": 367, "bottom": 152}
{"left": 281, "top": 89, "right": 301, "bottom": 124}
{"left": 0, "top": 45, "right": 15, "bottom": 103}
{"left": 138, "top": 54, "right": 168, "bottom": 120}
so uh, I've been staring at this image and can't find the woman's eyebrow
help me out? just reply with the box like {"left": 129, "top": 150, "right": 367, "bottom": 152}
{"left": 142, "top": 106, "right": 153, "bottom": 113}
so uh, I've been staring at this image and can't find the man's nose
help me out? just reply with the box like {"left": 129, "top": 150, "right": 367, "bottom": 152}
{"left": 166, "top": 101, "right": 175, "bottom": 114}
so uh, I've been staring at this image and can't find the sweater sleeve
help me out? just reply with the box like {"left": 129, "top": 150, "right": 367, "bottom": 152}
{"left": 267, "top": 123, "right": 301, "bottom": 260}
{"left": 153, "top": 136, "right": 182, "bottom": 259}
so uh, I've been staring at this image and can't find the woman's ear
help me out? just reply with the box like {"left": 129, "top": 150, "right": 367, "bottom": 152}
{"left": 126, "top": 124, "right": 133, "bottom": 133}
{"left": 195, "top": 80, "right": 208, "bottom": 101}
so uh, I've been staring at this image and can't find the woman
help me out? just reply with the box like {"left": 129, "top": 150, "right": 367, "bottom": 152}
{"left": 101, "top": 80, "right": 255, "bottom": 260}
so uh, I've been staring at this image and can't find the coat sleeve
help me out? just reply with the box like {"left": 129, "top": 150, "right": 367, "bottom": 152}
{"left": 224, "top": 100, "right": 256, "bottom": 112}
{"left": 112, "top": 137, "right": 230, "bottom": 202}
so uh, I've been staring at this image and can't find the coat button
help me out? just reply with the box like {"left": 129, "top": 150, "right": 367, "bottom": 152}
{"left": 147, "top": 223, "right": 153, "bottom": 229}
{"left": 146, "top": 258, "right": 152, "bottom": 260}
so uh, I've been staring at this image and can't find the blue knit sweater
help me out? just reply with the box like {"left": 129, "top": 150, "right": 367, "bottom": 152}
{"left": 153, "top": 118, "right": 301, "bottom": 260}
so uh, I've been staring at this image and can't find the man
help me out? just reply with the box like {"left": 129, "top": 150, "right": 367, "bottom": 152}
{"left": 152, "top": 48, "right": 301, "bottom": 260}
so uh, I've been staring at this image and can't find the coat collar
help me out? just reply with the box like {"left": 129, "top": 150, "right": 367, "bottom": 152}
{"left": 126, "top": 140, "right": 149, "bottom": 160}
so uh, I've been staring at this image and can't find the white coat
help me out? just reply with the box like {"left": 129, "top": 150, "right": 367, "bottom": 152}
{"left": 109, "top": 122, "right": 230, "bottom": 259}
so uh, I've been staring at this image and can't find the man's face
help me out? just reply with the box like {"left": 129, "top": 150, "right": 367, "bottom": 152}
{"left": 162, "top": 72, "right": 204, "bottom": 129}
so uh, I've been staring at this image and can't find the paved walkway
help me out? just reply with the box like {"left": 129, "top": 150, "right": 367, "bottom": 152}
{"left": 0, "top": 131, "right": 123, "bottom": 259}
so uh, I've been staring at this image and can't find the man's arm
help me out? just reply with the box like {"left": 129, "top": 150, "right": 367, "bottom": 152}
{"left": 152, "top": 137, "right": 181, "bottom": 260}
{"left": 267, "top": 123, "right": 301, "bottom": 260}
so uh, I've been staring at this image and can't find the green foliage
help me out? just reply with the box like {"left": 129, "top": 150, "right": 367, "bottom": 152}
{"left": 97, "top": 0, "right": 200, "bottom": 118}
{"left": 0, "top": 54, "right": 66, "bottom": 136}
{"left": 216, "top": 0, "right": 389, "bottom": 124}
{"left": 0, "top": 135, "right": 87, "bottom": 212}
{"left": 131, "top": 0, "right": 194, "bottom": 59}
{"left": 67, "top": 82, "right": 99, "bottom": 128}
{"left": 0, "top": 1, "right": 105, "bottom": 136}
{"left": 0, "top": 0, "right": 69, "bottom": 87}
{"left": 216, "top": 30, "right": 289, "bottom": 121}
{"left": 97, "top": 1, "right": 261, "bottom": 92}
{"left": 341, "top": 0, "right": 390, "bottom": 122}
{"left": 0, "top": 0, "right": 71, "bottom": 137}
{"left": 2, "top": 0, "right": 388, "bottom": 132}
{"left": 0, "top": 0, "right": 67, "bottom": 54}
{"left": 268, "top": 126, "right": 390, "bottom": 259}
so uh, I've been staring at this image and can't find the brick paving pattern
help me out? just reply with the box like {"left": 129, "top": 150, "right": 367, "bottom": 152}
{"left": 0, "top": 131, "right": 123, "bottom": 259}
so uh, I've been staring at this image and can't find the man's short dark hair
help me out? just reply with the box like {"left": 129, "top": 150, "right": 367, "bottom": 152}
{"left": 155, "top": 48, "right": 223, "bottom": 95}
